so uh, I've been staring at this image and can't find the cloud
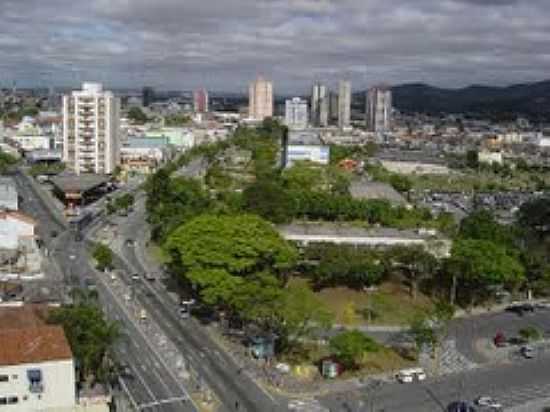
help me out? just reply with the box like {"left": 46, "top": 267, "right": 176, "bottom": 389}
{"left": 0, "top": 0, "right": 549, "bottom": 93}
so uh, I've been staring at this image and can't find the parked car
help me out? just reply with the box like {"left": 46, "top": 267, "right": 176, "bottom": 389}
{"left": 125, "top": 239, "right": 135, "bottom": 247}
{"left": 506, "top": 303, "right": 535, "bottom": 316}
{"left": 447, "top": 401, "right": 477, "bottom": 412}
{"left": 520, "top": 345, "right": 535, "bottom": 359}
{"left": 131, "top": 273, "right": 140, "bottom": 281}
{"left": 395, "top": 368, "right": 426, "bottom": 383}
{"left": 475, "top": 396, "right": 502, "bottom": 410}
{"left": 493, "top": 332, "right": 507, "bottom": 348}
{"left": 144, "top": 273, "right": 156, "bottom": 282}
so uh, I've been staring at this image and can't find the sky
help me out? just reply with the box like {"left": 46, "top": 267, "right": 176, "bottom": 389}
{"left": 1, "top": 0, "right": 549, "bottom": 93}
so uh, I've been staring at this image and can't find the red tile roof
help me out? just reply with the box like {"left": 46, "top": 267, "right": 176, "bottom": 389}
{"left": 0, "top": 326, "right": 72, "bottom": 366}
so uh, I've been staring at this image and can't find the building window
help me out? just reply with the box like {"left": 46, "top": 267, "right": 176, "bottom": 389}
{"left": 11, "top": 375, "right": 17, "bottom": 380}
{"left": 0, "top": 398, "right": 6, "bottom": 405}
{"left": 7, "top": 397, "right": 17, "bottom": 404}
{"left": 0, "top": 375, "right": 8, "bottom": 382}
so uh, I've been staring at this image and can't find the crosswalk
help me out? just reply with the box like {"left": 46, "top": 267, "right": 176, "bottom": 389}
{"left": 288, "top": 398, "right": 330, "bottom": 411}
{"left": 485, "top": 382, "right": 550, "bottom": 410}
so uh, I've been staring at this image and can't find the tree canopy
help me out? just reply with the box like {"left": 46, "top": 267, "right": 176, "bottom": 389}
{"left": 329, "top": 330, "right": 380, "bottom": 369}
{"left": 48, "top": 301, "right": 120, "bottom": 382}
{"left": 165, "top": 214, "right": 297, "bottom": 308}
{"left": 127, "top": 107, "right": 148, "bottom": 124}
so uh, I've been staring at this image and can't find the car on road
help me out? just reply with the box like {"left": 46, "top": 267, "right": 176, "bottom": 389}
{"left": 447, "top": 401, "right": 477, "bottom": 412}
{"left": 520, "top": 345, "right": 535, "bottom": 359}
{"left": 474, "top": 396, "right": 502, "bottom": 410}
{"left": 125, "top": 239, "right": 135, "bottom": 247}
{"left": 84, "top": 278, "right": 97, "bottom": 291}
{"left": 50, "top": 230, "right": 58, "bottom": 238}
{"left": 506, "top": 303, "right": 535, "bottom": 316}
{"left": 395, "top": 367, "right": 426, "bottom": 383}
{"left": 144, "top": 273, "right": 156, "bottom": 282}
{"left": 131, "top": 273, "right": 140, "bottom": 281}
{"left": 493, "top": 332, "right": 508, "bottom": 348}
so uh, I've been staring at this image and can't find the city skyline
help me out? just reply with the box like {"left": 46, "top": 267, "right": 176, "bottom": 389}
{"left": 2, "top": 1, "right": 550, "bottom": 93}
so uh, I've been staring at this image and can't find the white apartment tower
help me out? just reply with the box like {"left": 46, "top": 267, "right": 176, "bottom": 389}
{"left": 62, "top": 82, "right": 120, "bottom": 175}
{"left": 366, "top": 86, "right": 392, "bottom": 132}
{"left": 311, "top": 83, "right": 329, "bottom": 127}
{"left": 248, "top": 76, "right": 273, "bottom": 121}
{"left": 285, "top": 97, "right": 308, "bottom": 130}
{"left": 338, "top": 80, "right": 351, "bottom": 129}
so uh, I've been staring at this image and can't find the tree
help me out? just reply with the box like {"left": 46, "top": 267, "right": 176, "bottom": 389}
{"left": 389, "top": 174, "right": 412, "bottom": 193}
{"left": 165, "top": 214, "right": 297, "bottom": 310}
{"left": 127, "top": 107, "right": 148, "bottom": 124}
{"left": 312, "top": 245, "right": 385, "bottom": 290}
{"left": 517, "top": 197, "right": 550, "bottom": 240}
{"left": 48, "top": 302, "right": 120, "bottom": 382}
{"left": 466, "top": 150, "right": 479, "bottom": 169}
{"left": 519, "top": 326, "right": 543, "bottom": 342}
{"left": 447, "top": 239, "right": 525, "bottom": 306}
{"left": 92, "top": 243, "right": 113, "bottom": 271}
{"left": 388, "top": 245, "right": 438, "bottom": 300}
{"left": 458, "top": 209, "right": 513, "bottom": 247}
{"left": 0, "top": 151, "right": 17, "bottom": 173}
{"left": 329, "top": 330, "right": 380, "bottom": 369}
{"left": 242, "top": 179, "right": 295, "bottom": 224}
{"left": 278, "top": 285, "right": 333, "bottom": 349}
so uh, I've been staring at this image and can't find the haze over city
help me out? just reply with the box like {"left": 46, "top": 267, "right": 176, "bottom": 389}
{"left": 2, "top": 0, "right": 550, "bottom": 92}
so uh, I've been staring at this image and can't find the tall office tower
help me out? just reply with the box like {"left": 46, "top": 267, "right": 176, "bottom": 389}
{"left": 329, "top": 90, "right": 339, "bottom": 124}
{"left": 62, "top": 82, "right": 120, "bottom": 175}
{"left": 366, "top": 86, "right": 392, "bottom": 132}
{"left": 310, "top": 83, "right": 329, "bottom": 127}
{"left": 142, "top": 86, "right": 155, "bottom": 107}
{"left": 285, "top": 97, "right": 308, "bottom": 130}
{"left": 248, "top": 76, "right": 273, "bottom": 120}
{"left": 338, "top": 80, "right": 351, "bottom": 129}
{"left": 193, "top": 88, "right": 209, "bottom": 113}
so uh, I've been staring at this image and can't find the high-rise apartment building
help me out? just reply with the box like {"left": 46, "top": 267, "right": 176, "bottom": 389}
{"left": 285, "top": 97, "right": 308, "bottom": 130}
{"left": 142, "top": 86, "right": 155, "bottom": 107}
{"left": 329, "top": 90, "right": 339, "bottom": 125}
{"left": 62, "top": 82, "right": 120, "bottom": 175}
{"left": 248, "top": 76, "right": 273, "bottom": 121}
{"left": 310, "top": 83, "right": 329, "bottom": 127}
{"left": 193, "top": 88, "right": 209, "bottom": 113}
{"left": 338, "top": 80, "right": 351, "bottom": 129}
{"left": 366, "top": 86, "right": 392, "bottom": 132}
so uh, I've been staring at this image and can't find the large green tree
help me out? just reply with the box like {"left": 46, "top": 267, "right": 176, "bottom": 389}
{"left": 92, "top": 243, "right": 113, "bottom": 271}
{"left": 242, "top": 179, "right": 295, "bottom": 224}
{"left": 458, "top": 209, "right": 513, "bottom": 247}
{"left": 165, "top": 214, "right": 297, "bottom": 310}
{"left": 447, "top": 239, "right": 525, "bottom": 305}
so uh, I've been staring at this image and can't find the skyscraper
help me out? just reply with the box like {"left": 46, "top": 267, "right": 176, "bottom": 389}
{"left": 338, "top": 80, "right": 351, "bottom": 129}
{"left": 193, "top": 88, "right": 209, "bottom": 113}
{"left": 142, "top": 86, "right": 155, "bottom": 107}
{"left": 366, "top": 86, "right": 392, "bottom": 132}
{"left": 329, "top": 90, "right": 339, "bottom": 125}
{"left": 311, "top": 83, "right": 329, "bottom": 127}
{"left": 285, "top": 97, "right": 308, "bottom": 130}
{"left": 62, "top": 82, "right": 120, "bottom": 175}
{"left": 248, "top": 76, "right": 273, "bottom": 121}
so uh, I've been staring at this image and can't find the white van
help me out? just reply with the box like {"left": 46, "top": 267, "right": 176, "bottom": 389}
{"left": 139, "top": 309, "right": 147, "bottom": 321}
{"left": 396, "top": 368, "right": 426, "bottom": 383}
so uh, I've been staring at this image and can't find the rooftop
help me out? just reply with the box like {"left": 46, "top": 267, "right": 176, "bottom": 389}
{"left": 287, "top": 130, "right": 325, "bottom": 146}
{"left": 51, "top": 173, "right": 109, "bottom": 193}
{"left": 0, "top": 326, "right": 72, "bottom": 366}
{"left": 349, "top": 180, "right": 407, "bottom": 205}
{"left": 0, "top": 304, "right": 49, "bottom": 330}
{"left": 0, "top": 210, "right": 37, "bottom": 226}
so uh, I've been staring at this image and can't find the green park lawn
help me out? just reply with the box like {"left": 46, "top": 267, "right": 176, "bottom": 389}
{"left": 290, "top": 278, "right": 434, "bottom": 326}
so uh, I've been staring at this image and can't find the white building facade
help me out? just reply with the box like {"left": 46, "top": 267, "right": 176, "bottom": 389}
{"left": 338, "top": 80, "right": 351, "bottom": 129}
{"left": 62, "top": 83, "right": 120, "bottom": 175}
{"left": 0, "top": 326, "right": 76, "bottom": 412}
{"left": 248, "top": 76, "right": 273, "bottom": 121}
{"left": 285, "top": 98, "right": 308, "bottom": 130}
{"left": 366, "top": 86, "right": 392, "bottom": 132}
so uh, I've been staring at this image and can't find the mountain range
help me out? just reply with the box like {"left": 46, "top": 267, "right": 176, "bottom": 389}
{"left": 390, "top": 80, "right": 550, "bottom": 121}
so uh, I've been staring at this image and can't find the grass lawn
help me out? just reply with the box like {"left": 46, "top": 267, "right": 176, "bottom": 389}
{"left": 290, "top": 279, "right": 434, "bottom": 326}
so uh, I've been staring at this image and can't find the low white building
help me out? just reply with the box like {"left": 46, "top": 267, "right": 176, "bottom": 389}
{"left": 0, "top": 325, "right": 76, "bottom": 411}
{"left": 283, "top": 130, "right": 330, "bottom": 168}
{"left": 478, "top": 150, "right": 503, "bottom": 165}
{"left": 278, "top": 223, "right": 451, "bottom": 258}
{"left": 0, "top": 211, "right": 35, "bottom": 250}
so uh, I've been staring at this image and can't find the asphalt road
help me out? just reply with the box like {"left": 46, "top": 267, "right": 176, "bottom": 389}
{"left": 112, "top": 199, "right": 286, "bottom": 412}
{"left": 320, "top": 354, "right": 550, "bottom": 411}
{"left": 12, "top": 170, "right": 196, "bottom": 412}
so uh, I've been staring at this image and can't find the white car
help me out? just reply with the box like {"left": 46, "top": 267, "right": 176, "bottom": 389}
{"left": 475, "top": 396, "right": 502, "bottom": 409}
{"left": 396, "top": 368, "right": 426, "bottom": 383}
